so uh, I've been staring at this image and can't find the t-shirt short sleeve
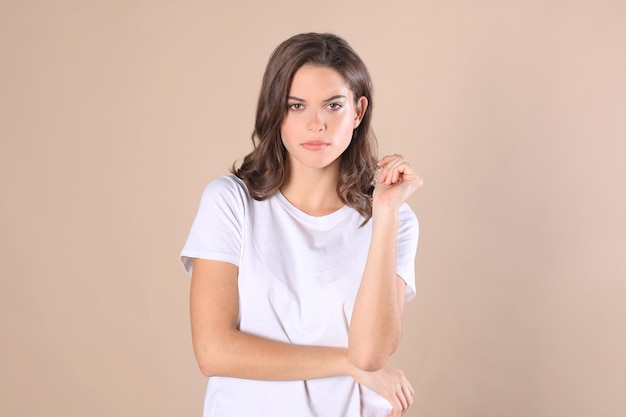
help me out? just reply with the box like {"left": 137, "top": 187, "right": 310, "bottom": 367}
{"left": 396, "top": 203, "right": 419, "bottom": 302}
{"left": 180, "top": 176, "right": 247, "bottom": 274}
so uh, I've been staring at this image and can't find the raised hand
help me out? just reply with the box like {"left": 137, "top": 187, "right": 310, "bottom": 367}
{"left": 373, "top": 154, "right": 423, "bottom": 213}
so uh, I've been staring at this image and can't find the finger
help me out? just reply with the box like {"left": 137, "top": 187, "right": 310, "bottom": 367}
{"left": 385, "top": 157, "right": 408, "bottom": 175}
{"left": 374, "top": 166, "right": 383, "bottom": 182}
{"left": 387, "top": 162, "right": 409, "bottom": 185}
{"left": 401, "top": 383, "right": 413, "bottom": 408}
{"left": 377, "top": 155, "right": 398, "bottom": 183}
{"left": 379, "top": 155, "right": 404, "bottom": 171}
{"left": 377, "top": 156, "right": 423, "bottom": 189}
{"left": 380, "top": 158, "right": 406, "bottom": 184}
{"left": 391, "top": 397, "right": 403, "bottom": 417}
{"left": 377, "top": 154, "right": 401, "bottom": 167}
{"left": 408, "top": 380, "right": 415, "bottom": 396}
{"left": 396, "top": 390, "right": 409, "bottom": 412}
{"left": 392, "top": 163, "right": 422, "bottom": 188}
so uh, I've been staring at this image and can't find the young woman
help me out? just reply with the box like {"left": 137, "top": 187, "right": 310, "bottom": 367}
{"left": 181, "top": 32, "right": 423, "bottom": 417}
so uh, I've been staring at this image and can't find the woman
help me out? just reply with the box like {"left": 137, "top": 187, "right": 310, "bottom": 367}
{"left": 181, "top": 32, "right": 423, "bottom": 417}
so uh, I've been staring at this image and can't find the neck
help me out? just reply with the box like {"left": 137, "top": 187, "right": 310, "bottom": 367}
{"left": 280, "top": 162, "right": 344, "bottom": 217}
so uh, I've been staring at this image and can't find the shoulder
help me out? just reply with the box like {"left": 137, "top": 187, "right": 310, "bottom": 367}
{"left": 201, "top": 174, "right": 250, "bottom": 202}
{"left": 194, "top": 175, "right": 252, "bottom": 220}
{"left": 205, "top": 174, "right": 249, "bottom": 194}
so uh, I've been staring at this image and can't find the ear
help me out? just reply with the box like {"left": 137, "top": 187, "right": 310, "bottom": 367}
{"left": 353, "top": 96, "right": 368, "bottom": 129}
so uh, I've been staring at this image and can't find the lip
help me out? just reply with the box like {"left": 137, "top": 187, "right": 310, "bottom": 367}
{"left": 301, "top": 140, "right": 329, "bottom": 151}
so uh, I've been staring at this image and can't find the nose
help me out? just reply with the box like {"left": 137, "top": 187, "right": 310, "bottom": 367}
{"left": 307, "top": 110, "right": 325, "bottom": 132}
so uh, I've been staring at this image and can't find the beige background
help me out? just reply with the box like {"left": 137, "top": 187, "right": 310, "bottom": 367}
{"left": 2, "top": 1, "right": 625, "bottom": 416}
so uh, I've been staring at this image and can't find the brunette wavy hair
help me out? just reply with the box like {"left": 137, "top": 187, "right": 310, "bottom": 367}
{"left": 231, "top": 32, "right": 378, "bottom": 223}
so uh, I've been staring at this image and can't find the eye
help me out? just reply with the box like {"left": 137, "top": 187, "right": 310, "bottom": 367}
{"left": 327, "top": 103, "right": 343, "bottom": 110}
{"left": 288, "top": 103, "right": 304, "bottom": 111}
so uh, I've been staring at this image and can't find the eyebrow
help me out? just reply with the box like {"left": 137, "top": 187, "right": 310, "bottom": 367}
{"left": 287, "top": 94, "right": 347, "bottom": 102}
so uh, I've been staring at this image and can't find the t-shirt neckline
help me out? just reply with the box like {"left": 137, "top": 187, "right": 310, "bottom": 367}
{"left": 275, "top": 190, "right": 353, "bottom": 229}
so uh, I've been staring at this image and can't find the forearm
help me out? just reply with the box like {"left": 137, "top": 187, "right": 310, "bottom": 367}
{"left": 190, "top": 258, "right": 354, "bottom": 381}
{"left": 194, "top": 329, "right": 352, "bottom": 381}
{"left": 349, "top": 208, "right": 403, "bottom": 371}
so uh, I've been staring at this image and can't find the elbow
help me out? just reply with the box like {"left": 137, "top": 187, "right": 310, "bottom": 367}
{"left": 194, "top": 341, "right": 222, "bottom": 378}
{"left": 351, "top": 354, "right": 387, "bottom": 372}
{"left": 199, "top": 367, "right": 216, "bottom": 378}
{"left": 349, "top": 343, "right": 398, "bottom": 372}
{"left": 348, "top": 315, "right": 403, "bottom": 371}
{"left": 196, "top": 353, "right": 218, "bottom": 377}
{"left": 193, "top": 328, "right": 238, "bottom": 378}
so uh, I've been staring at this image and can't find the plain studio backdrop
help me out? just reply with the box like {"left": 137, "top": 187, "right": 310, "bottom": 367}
{"left": 1, "top": 1, "right": 625, "bottom": 416}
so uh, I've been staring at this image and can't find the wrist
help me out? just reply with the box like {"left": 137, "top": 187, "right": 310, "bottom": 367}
{"left": 371, "top": 208, "right": 399, "bottom": 228}
{"left": 347, "top": 360, "right": 363, "bottom": 382}
{"left": 339, "top": 348, "right": 359, "bottom": 380}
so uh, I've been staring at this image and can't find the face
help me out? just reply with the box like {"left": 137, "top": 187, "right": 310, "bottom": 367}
{"left": 280, "top": 64, "right": 367, "bottom": 174}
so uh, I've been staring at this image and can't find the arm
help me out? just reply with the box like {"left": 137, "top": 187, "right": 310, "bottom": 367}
{"left": 349, "top": 155, "right": 422, "bottom": 371}
{"left": 191, "top": 258, "right": 413, "bottom": 415}
{"left": 190, "top": 258, "right": 353, "bottom": 380}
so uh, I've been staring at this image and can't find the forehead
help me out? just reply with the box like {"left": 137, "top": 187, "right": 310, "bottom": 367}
{"left": 288, "top": 64, "right": 352, "bottom": 97}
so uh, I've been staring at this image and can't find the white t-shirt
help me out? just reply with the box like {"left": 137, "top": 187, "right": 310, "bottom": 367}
{"left": 181, "top": 175, "right": 419, "bottom": 417}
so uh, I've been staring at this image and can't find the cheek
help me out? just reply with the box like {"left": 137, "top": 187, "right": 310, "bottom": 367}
{"left": 280, "top": 121, "right": 298, "bottom": 150}
{"left": 279, "top": 119, "right": 291, "bottom": 140}
{"left": 281, "top": 114, "right": 297, "bottom": 134}
{"left": 336, "top": 116, "right": 356, "bottom": 137}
